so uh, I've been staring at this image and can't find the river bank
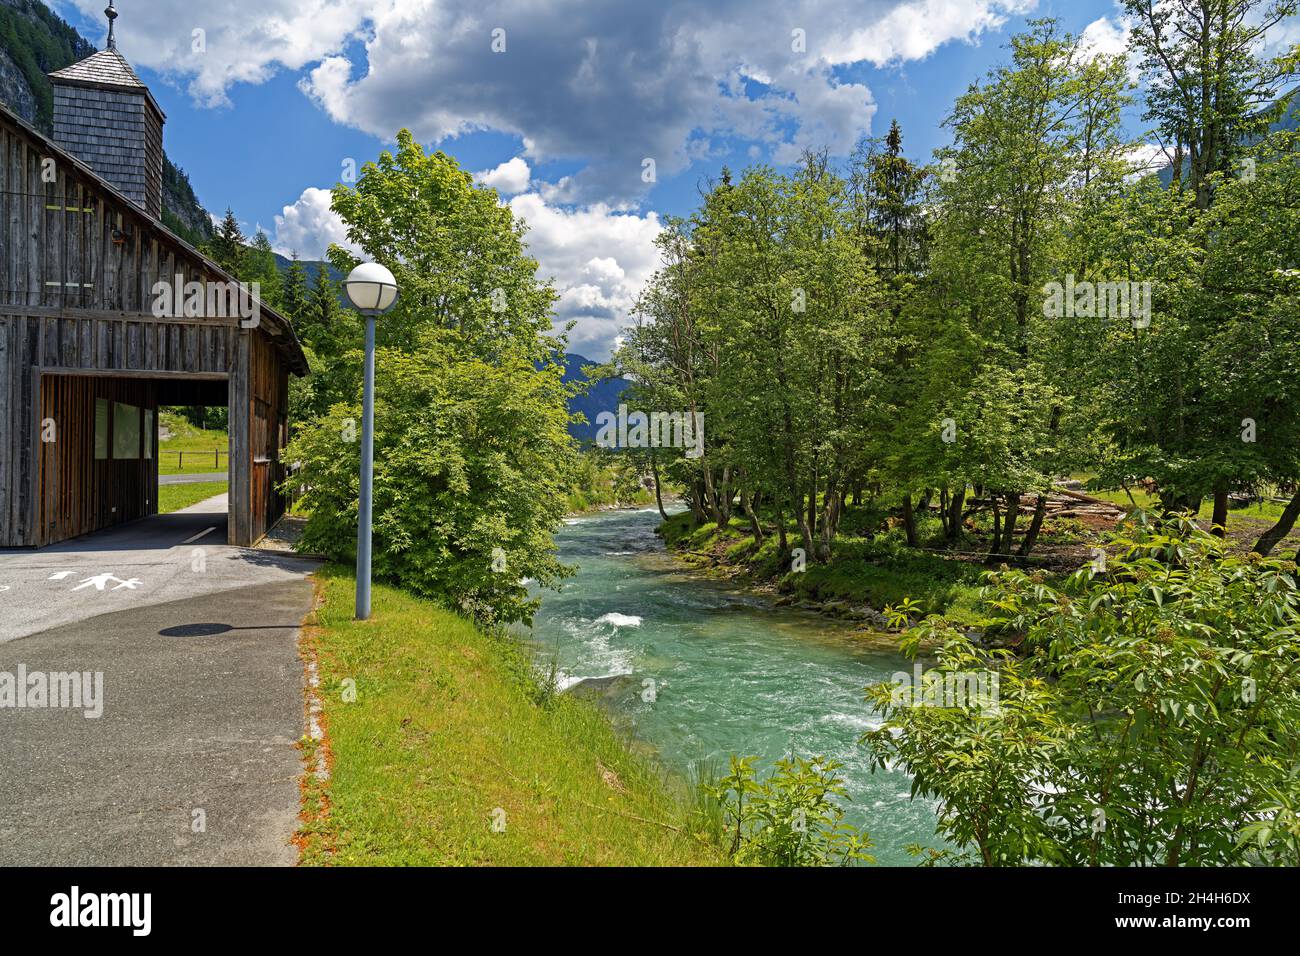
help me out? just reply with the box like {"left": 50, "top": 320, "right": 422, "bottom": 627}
{"left": 296, "top": 565, "right": 720, "bottom": 865}
{"left": 658, "top": 511, "right": 988, "bottom": 630}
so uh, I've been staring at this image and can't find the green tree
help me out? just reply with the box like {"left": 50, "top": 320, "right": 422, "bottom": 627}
{"left": 915, "top": 19, "right": 1131, "bottom": 558}
{"left": 280, "top": 253, "right": 311, "bottom": 324}
{"left": 285, "top": 344, "right": 574, "bottom": 626}
{"left": 207, "top": 207, "right": 246, "bottom": 276}
{"left": 284, "top": 130, "right": 575, "bottom": 626}
{"left": 1122, "top": 0, "right": 1299, "bottom": 209}
{"left": 242, "top": 231, "right": 282, "bottom": 307}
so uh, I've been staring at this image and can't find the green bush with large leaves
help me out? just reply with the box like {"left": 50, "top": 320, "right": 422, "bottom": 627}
{"left": 286, "top": 339, "right": 574, "bottom": 627}
{"left": 704, "top": 754, "right": 875, "bottom": 867}
{"left": 864, "top": 515, "right": 1300, "bottom": 865}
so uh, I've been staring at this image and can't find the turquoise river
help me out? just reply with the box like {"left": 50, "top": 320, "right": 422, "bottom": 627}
{"left": 526, "top": 505, "right": 942, "bottom": 865}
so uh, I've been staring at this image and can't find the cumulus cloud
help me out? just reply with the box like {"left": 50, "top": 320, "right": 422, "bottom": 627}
{"left": 1124, "top": 142, "right": 1171, "bottom": 179}
{"left": 819, "top": 0, "right": 1035, "bottom": 66}
{"left": 475, "top": 156, "right": 532, "bottom": 194}
{"left": 505, "top": 193, "right": 662, "bottom": 358}
{"left": 60, "top": 0, "right": 373, "bottom": 107}
{"left": 65, "top": 0, "right": 1039, "bottom": 202}
{"left": 271, "top": 186, "right": 361, "bottom": 259}
{"left": 1079, "top": 14, "right": 1140, "bottom": 84}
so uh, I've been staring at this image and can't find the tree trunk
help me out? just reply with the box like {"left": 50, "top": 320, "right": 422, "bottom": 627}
{"left": 818, "top": 488, "right": 841, "bottom": 560}
{"left": 901, "top": 494, "right": 918, "bottom": 547}
{"left": 806, "top": 480, "right": 818, "bottom": 539}
{"left": 1000, "top": 492, "right": 1019, "bottom": 556}
{"left": 650, "top": 449, "right": 668, "bottom": 522}
{"left": 742, "top": 488, "right": 764, "bottom": 545}
{"left": 1018, "top": 493, "right": 1049, "bottom": 557}
{"left": 1253, "top": 489, "right": 1300, "bottom": 556}
{"left": 987, "top": 499, "right": 1003, "bottom": 561}
{"left": 689, "top": 479, "right": 707, "bottom": 524}
{"left": 947, "top": 484, "right": 965, "bottom": 542}
{"left": 1210, "top": 487, "right": 1229, "bottom": 538}
{"left": 796, "top": 492, "right": 816, "bottom": 561}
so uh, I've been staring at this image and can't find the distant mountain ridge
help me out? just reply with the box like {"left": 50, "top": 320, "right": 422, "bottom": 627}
{"left": 273, "top": 251, "right": 343, "bottom": 288}
{"left": 562, "top": 352, "right": 630, "bottom": 442}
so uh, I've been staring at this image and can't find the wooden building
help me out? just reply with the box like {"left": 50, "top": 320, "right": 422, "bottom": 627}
{"left": 0, "top": 17, "right": 307, "bottom": 548}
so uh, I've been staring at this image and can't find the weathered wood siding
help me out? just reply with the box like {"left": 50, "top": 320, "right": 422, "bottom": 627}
{"left": 0, "top": 118, "right": 213, "bottom": 315}
{"left": 0, "top": 107, "right": 304, "bottom": 548}
{"left": 37, "top": 374, "right": 158, "bottom": 545}
{"left": 0, "top": 305, "right": 239, "bottom": 547}
{"left": 229, "top": 330, "right": 290, "bottom": 546}
{"left": 51, "top": 83, "right": 164, "bottom": 220}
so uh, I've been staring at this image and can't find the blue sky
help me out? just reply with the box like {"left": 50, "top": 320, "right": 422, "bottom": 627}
{"left": 49, "top": 0, "right": 1154, "bottom": 356}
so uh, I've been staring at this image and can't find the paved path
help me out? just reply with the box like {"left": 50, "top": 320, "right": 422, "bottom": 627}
{"left": 159, "top": 471, "right": 227, "bottom": 485}
{"left": 0, "top": 495, "right": 320, "bottom": 865}
{"left": 0, "top": 494, "right": 315, "bottom": 644}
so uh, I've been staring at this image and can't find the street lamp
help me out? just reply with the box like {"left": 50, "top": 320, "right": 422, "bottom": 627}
{"left": 342, "top": 262, "right": 399, "bottom": 620}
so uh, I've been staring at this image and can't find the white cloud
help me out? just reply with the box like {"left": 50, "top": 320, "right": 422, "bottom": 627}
{"left": 1124, "top": 142, "right": 1170, "bottom": 180}
{"left": 819, "top": 0, "right": 1036, "bottom": 66}
{"left": 506, "top": 192, "right": 662, "bottom": 358}
{"left": 65, "top": 0, "right": 1038, "bottom": 203}
{"left": 475, "top": 156, "right": 531, "bottom": 194}
{"left": 271, "top": 186, "right": 360, "bottom": 259}
{"left": 1079, "top": 14, "right": 1140, "bottom": 84}
{"left": 1080, "top": 15, "right": 1128, "bottom": 59}
{"left": 59, "top": 0, "right": 375, "bottom": 108}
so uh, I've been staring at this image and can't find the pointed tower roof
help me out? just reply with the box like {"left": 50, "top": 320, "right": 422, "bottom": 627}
{"left": 48, "top": 2, "right": 164, "bottom": 119}
{"left": 51, "top": 48, "right": 146, "bottom": 90}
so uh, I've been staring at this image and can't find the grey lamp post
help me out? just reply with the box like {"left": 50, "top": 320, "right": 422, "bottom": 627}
{"left": 342, "top": 262, "right": 399, "bottom": 620}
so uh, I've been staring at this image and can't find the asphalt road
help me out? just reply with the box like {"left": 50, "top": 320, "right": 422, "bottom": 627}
{"left": 0, "top": 496, "right": 319, "bottom": 865}
{"left": 159, "top": 471, "right": 227, "bottom": 485}
{"left": 0, "top": 494, "right": 317, "bottom": 644}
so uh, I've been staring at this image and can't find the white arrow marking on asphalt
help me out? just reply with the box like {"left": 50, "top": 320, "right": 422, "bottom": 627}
{"left": 71, "top": 573, "right": 143, "bottom": 592}
{"left": 182, "top": 526, "right": 217, "bottom": 545}
{"left": 48, "top": 571, "right": 76, "bottom": 580}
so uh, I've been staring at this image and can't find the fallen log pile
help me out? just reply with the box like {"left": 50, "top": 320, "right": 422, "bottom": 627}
{"left": 1025, "top": 487, "right": 1128, "bottom": 521}
{"left": 966, "top": 489, "right": 1128, "bottom": 523}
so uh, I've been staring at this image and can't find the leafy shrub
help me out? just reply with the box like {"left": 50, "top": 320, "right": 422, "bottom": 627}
{"left": 704, "top": 754, "right": 874, "bottom": 866}
{"left": 285, "top": 340, "right": 575, "bottom": 627}
{"left": 864, "top": 514, "right": 1300, "bottom": 866}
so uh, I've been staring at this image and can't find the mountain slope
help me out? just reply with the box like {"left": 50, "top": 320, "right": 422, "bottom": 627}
{"left": 563, "top": 353, "right": 630, "bottom": 442}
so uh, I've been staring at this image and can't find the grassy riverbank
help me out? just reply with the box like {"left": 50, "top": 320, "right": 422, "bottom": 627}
{"left": 659, "top": 485, "right": 1300, "bottom": 627}
{"left": 296, "top": 567, "right": 719, "bottom": 866}
{"left": 661, "top": 512, "right": 989, "bottom": 626}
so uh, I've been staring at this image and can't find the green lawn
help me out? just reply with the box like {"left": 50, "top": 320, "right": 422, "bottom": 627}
{"left": 297, "top": 567, "right": 720, "bottom": 866}
{"left": 158, "top": 412, "right": 228, "bottom": 476}
{"left": 1071, "top": 475, "right": 1291, "bottom": 528}
{"left": 158, "top": 480, "right": 227, "bottom": 514}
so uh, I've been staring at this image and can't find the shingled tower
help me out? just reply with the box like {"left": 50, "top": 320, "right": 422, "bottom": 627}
{"left": 47, "top": 2, "right": 165, "bottom": 219}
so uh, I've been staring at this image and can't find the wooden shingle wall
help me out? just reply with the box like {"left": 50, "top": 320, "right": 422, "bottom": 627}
{"left": 51, "top": 84, "right": 163, "bottom": 219}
